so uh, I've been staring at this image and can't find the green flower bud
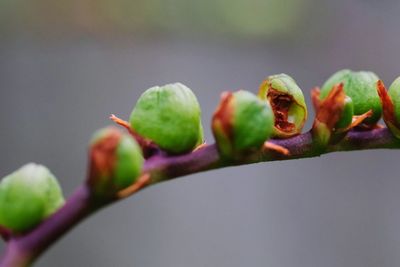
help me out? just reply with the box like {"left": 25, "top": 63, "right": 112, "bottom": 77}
{"left": 129, "top": 83, "right": 204, "bottom": 154}
{"left": 320, "top": 69, "right": 382, "bottom": 126}
{"left": 88, "top": 127, "right": 144, "bottom": 197}
{"left": 258, "top": 73, "right": 307, "bottom": 138}
{"left": 212, "top": 90, "right": 274, "bottom": 159}
{"left": 312, "top": 82, "right": 374, "bottom": 148}
{"left": 0, "top": 163, "right": 65, "bottom": 232}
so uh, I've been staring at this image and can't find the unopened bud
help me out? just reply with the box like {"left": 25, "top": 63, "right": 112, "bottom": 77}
{"left": 129, "top": 83, "right": 204, "bottom": 154}
{"left": 0, "top": 163, "right": 65, "bottom": 232}
{"left": 212, "top": 90, "right": 274, "bottom": 159}
{"left": 88, "top": 127, "right": 144, "bottom": 197}
{"left": 320, "top": 69, "right": 382, "bottom": 127}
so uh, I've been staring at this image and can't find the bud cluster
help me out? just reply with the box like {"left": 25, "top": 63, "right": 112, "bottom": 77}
{"left": 110, "top": 71, "right": 400, "bottom": 158}
{"left": 310, "top": 69, "right": 399, "bottom": 148}
{"left": 3, "top": 69, "right": 400, "bottom": 236}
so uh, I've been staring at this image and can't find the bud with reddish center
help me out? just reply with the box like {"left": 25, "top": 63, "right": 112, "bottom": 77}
{"left": 212, "top": 90, "right": 274, "bottom": 159}
{"left": 87, "top": 127, "right": 144, "bottom": 198}
{"left": 258, "top": 73, "right": 307, "bottom": 138}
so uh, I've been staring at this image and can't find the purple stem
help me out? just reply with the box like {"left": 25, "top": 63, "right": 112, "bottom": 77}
{"left": 0, "top": 128, "right": 399, "bottom": 267}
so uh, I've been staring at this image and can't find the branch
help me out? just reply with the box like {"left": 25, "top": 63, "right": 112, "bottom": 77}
{"left": 1, "top": 127, "right": 399, "bottom": 267}
{"left": 143, "top": 128, "right": 399, "bottom": 184}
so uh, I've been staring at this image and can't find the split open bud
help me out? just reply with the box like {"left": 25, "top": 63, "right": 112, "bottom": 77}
{"left": 88, "top": 127, "right": 144, "bottom": 198}
{"left": 212, "top": 90, "right": 274, "bottom": 159}
{"left": 0, "top": 163, "right": 65, "bottom": 233}
{"left": 258, "top": 74, "right": 307, "bottom": 138}
{"left": 129, "top": 83, "right": 204, "bottom": 155}
{"left": 320, "top": 69, "right": 382, "bottom": 128}
{"left": 377, "top": 77, "right": 400, "bottom": 138}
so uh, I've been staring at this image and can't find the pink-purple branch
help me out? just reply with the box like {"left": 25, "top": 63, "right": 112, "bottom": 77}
{"left": 0, "top": 128, "right": 399, "bottom": 267}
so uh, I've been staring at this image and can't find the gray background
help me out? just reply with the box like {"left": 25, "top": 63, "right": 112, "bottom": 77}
{"left": 1, "top": 0, "right": 400, "bottom": 266}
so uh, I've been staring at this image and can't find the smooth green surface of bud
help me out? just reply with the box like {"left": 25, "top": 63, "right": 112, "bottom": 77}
{"left": 212, "top": 90, "right": 274, "bottom": 158}
{"left": 258, "top": 73, "right": 307, "bottom": 138}
{"left": 130, "top": 83, "right": 204, "bottom": 154}
{"left": 88, "top": 127, "right": 144, "bottom": 197}
{"left": 0, "top": 163, "right": 65, "bottom": 232}
{"left": 320, "top": 69, "right": 382, "bottom": 125}
{"left": 335, "top": 96, "right": 354, "bottom": 130}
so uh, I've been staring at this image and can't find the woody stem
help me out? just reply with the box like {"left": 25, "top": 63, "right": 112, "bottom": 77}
{"left": 1, "top": 128, "right": 399, "bottom": 267}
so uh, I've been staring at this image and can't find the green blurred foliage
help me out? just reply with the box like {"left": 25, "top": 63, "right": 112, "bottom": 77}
{"left": 0, "top": 0, "right": 310, "bottom": 38}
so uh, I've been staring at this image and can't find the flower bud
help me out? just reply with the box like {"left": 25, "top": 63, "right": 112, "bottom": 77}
{"left": 320, "top": 69, "right": 382, "bottom": 126}
{"left": 88, "top": 127, "right": 144, "bottom": 197}
{"left": 312, "top": 83, "right": 373, "bottom": 147}
{"left": 0, "top": 163, "right": 65, "bottom": 232}
{"left": 212, "top": 90, "right": 274, "bottom": 159}
{"left": 129, "top": 83, "right": 204, "bottom": 154}
{"left": 312, "top": 84, "right": 348, "bottom": 146}
{"left": 258, "top": 74, "right": 307, "bottom": 138}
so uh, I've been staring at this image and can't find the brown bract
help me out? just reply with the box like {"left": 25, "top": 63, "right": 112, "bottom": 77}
{"left": 314, "top": 83, "right": 346, "bottom": 130}
{"left": 311, "top": 87, "right": 321, "bottom": 112}
{"left": 263, "top": 141, "right": 290, "bottom": 155}
{"left": 377, "top": 80, "right": 400, "bottom": 129}
{"left": 110, "top": 114, "right": 158, "bottom": 158}
{"left": 212, "top": 92, "right": 235, "bottom": 140}
{"left": 267, "top": 89, "right": 295, "bottom": 133}
{"left": 87, "top": 129, "right": 121, "bottom": 191}
{"left": 116, "top": 173, "right": 151, "bottom": 199}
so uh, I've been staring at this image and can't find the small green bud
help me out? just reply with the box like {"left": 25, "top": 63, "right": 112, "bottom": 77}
{"left": 88, "top": 127, "right": 144, "bottom": 197}
{"left": 312, "top": 83, "right": 373, "bottom": 148}
{"left": 0, "top": 163, "right": 65, "bottom": 232}
{"left": 130, "top": 83, "right": 204, "bottom": 154}
{"left": 320, "top": 69, "right": 382, "bottom": 126}
{"left": 258, "top": 73, "right": 307, "bottom": 138}
{"left": 212, "top": 90, "right": 274, "bottom": 159}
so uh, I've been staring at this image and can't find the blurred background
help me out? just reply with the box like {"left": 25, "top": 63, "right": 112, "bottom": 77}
{"left": 1, "top": 0, "right": 400, "bottom": 266}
